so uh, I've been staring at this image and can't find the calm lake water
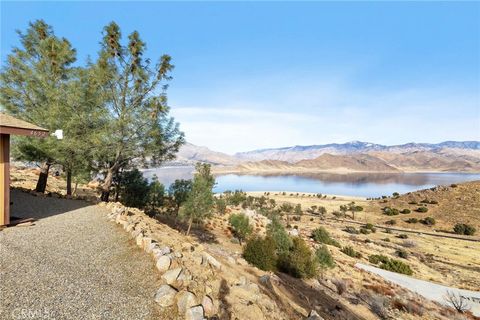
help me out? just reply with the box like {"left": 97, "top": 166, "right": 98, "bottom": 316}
{"left": 142, "top": 166, "right": 480, "bottom": 198}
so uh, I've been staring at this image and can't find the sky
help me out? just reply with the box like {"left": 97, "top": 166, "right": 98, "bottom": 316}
{"left": 1, "top": 1, "right": 479, "bottom": 154}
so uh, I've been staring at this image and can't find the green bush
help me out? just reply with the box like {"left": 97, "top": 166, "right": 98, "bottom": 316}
{"left": 360, "top": 228, "right": 370, "bottom": 235}
{"left": 267, "top": 216, "right": 293, "bottom": 254}
{"left": 315, "top": 245, "right": 335, "bottom": 270}
{"left": 243, "top": 236, "right": 277, "bottom": 271}
{"left": 369, "top": 254, "right": 389, "bottom": 265}
{"left": 311, "top": 227, "right": 340, "bottom": 247}
{"left": 420, "top": 217, "right": 435, "bottom": 225}
{"left": 380, "top": 258, "right": 413, "bottom": 275}
{"left": 385, "top": 220, "right": 396, "bottom": 225}
{"left": 416, "top": 207, "right": 428, "bottom": 213}
{"left": 406, "top": 218, "right": 418, "bottom": 224}
{"left": 453, "top": 223, "right": 476, "bottom": 236}
{"left": 340, "top": 246, "right": 361, "bottom": 258}
{"left": 278, "top": 237, "right": 318, "bottom": 278}
{"left": 118, "top": 169, "right": 150, "bottom": 208}
{"left": 397, "top": 234, "right": 408, "bottom": 239}
{"left": 408, "top": 201, "right": 418, "bottom": 205}
{"left": 383, "top": 207, "right": 399, "bottom": 216}
{"left": 147, "top": 175, "right": 165, "bottom": 211}
{"left": 229, "top": 213, "right": 253, "bottom": 245}
{"left": 396, "top": 249, "right": 409, "bottom": 259}
{"left": 215, "top": 198, "right": 227, "bottom": 215}
{"left": 400, "top": 209, "right": 411, "bottom": 214}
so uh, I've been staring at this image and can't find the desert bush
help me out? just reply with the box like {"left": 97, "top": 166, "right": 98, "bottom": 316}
{"left": 332, "top": 278, "right": 346, "bottom": 295}
{"left": 344, "top": 226, "right": 359, "bottom": 234}
{"left": 406, "top": 218, "right": 418, "bottom": 224}
{"left": 266, "top": 216, "right": 292, "bottom": 254}
{"left": 341, "top": 246, "right": 361, "bottom": 258}
{"left": 391, "top": 298, "right": 424, "bottom": 316}
{"left": 229, "top": 213, "right": 253, "bottom": 245}
{"left": 364, "top": 284, "right": 395, "bottom": 297}
{"left": 315, "top": 245, "right": 335, "bottom": 270}
{"left": 397, "top": 234, "right": 409, "bottom": 239}
{"left": 369, "top": 254, "right": 389, "bottom": 265}
{"left": 453, "top": 223, "right": 476, "bottom": 236}
{"left": 311, "top": 227, "right": 340, "bottom": 247}
{"left": 215, "top": 198, "right": 227, "bottom": 215}
{"left": 429, "top": 200, "right": 438, "bottom": 204}
{"left": 225, "top": 190, "right": 247, "bottom": 206}
{"left": 420, "top": 216, "right": 435, "bottom": 225}
{"left": 383, "top": 238, "right": 391, "bottom": 242}
{"left": 416, "top": 206, "right": 428, "bottom": 213}
{"left": 359, "top": 228, "right": 371, "bottom": 235}
{"left": 383, "top": 207, "right": 399, "bottom": 216}
{"left": 450, "top": 183, "right": 458, "bottom": 188}
{"left": 365, "top": 239, "right": 372, "bottom": 243}
{"left": 364, "top": 223, "right": 376, "bottom": 232}
{"left": 400, "top": 209, "right": 411, "bottom": 214}
{"left": 243, "top": 236, "right": 277, "bottom": 271}
{"left": 380, "top": 258, "right": 413, "bottom": 275}
{"left": 396, "top": 249, "right": 409, "bottom": 259}
{"left": 392, "top": 192, "right": 400, "bottom": 198}
{"left": 369, "top": 295, "right": 390, "bottom": 320}
{"left": 408, "top": 201, "right": 418, "bottom": 205}
{"left": 385, "top": 219, "right": 396, "bottom": 225}
{"left": 278, "top": 237, "right": 318, "bottom": 278}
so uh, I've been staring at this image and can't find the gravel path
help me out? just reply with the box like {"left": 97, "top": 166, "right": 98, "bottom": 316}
{"left": 0, "top": 190, "right": 162, "bottom": 320}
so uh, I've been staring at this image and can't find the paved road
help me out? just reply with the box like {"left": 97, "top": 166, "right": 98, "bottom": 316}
{"left": 0, "top": 190, "right": 162, "bottom": 320}
{"left": 356, "top": 263, "right": 480, "bottom": 316}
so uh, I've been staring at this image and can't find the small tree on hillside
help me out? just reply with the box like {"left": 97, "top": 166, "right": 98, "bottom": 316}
{"left": 347, "top": 201, "right": 363, "bottom": 220}
{"left": 180, "top": 163, "right": 215, "bottom": 235}
{"left": 266, "top": 216, "right": 292, "bottom": 255}
{"left": 168, "top": 179, "right": 192, "bottom": 214}
{"left": 229, "top": 213, "right": 253, "bottom": 245}
{"left": 147, "top": 175, "right": 165, "bottom": 212}
{"left": 118, "top": 169, "right": 150, "bottom": 208}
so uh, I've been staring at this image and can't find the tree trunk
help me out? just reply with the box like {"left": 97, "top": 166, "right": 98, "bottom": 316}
{"left": 66, "top": 169, "right": 72, "bottom": 196}
{"left": 73, "top": 181, "right": 78, "bottom": 196}
{"left": 100, "top": 168, "right": 114, "bottom": 202}
{"left": 35, "top": 162, "right": 50, "bottom": 193}
{"left": 186, "top": 217, "right": 193, "bottom": 236}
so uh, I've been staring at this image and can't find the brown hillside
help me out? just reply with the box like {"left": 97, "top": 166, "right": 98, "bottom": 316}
{"left": 296, "top": 153, "right": 399, "bottom": 172}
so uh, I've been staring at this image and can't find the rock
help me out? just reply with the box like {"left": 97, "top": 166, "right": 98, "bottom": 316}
{"left": 177, "top": 291, "right": 197, "bottom": 314}
{"left": 146, "top": 242, "right": 157, "bottom": 254}
{"left": 288, "top": 228, "right": 299, "bottom": 236}
{"left": 135, "top": 234, "right": 144, "bottom": 247}
{"left": 156, "top": 256, "right": 171, "bottom": 273}
{"left": 182, "top": 242, "right": 194, "bottom": 252}
{"left": 162, "top": 267, "right": 182, "bottom": 285}
{"left": 306, "top": 310, "right": 324, "bottom": 320}
{"left": 154, "top": 285, "right": 178, "bottom": 307}
{"left": 202, "top": 252, "right": 222, "bottom": 270}
{"left": 142, "top": 237, "right": 152, "bottom": 250}
{"left": 236, "top": 258, "right": 249, "bottom": 266}
{"left": 160, "top": 246, "right": 171, "bottom": 255}
{"left": 202, "top": 295, "right": 215, "bottom": 316}
{"left": 186, "top": 305, "right": 204, "bottom": 320}
{"left": 227, "top": 256, "right": 236, "bottom": 265}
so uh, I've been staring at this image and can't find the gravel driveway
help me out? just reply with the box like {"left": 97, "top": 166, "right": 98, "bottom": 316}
{"left": 0, "top": 190, "right": 162, "bottom": 320}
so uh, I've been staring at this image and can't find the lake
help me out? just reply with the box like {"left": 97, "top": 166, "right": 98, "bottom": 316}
{"left": 141, "top": 166, "right": 480, "bottom": 198}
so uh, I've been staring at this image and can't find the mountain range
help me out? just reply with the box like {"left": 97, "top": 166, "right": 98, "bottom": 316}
{"left": 169, "top": 141, "right": 480, "bottom": 173}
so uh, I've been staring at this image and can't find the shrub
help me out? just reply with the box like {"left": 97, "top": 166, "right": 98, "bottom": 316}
{"left": 383, "top": 238, "right": 391, "bottom": 242}
{"left": 364, "top": 223, "right": 376, "bottom": 232}
{"left": 392, "top": 192, "right": 400, "bottom": 198}
{"left": 341, "top": 246, "right": 361, "bottom": 258}
{"left": 380, "top": 258, "right": 413, "bottom": 275}
{"left": 315, "top": 245, "right": 335, "bottom": 270}
{"left": 396, "top": 249, "right": 409, "bottom": 259}
{"left": 450, "top": 183, "right": 458, "bottom": 188}
{"left": 278, "top": 237, "right": 318, "bottom": 278}
{"left": 369, "top": 254, "right": 389, "bottom": 265}
{"left": 118, "top": 169, "right": 150, "bottom": 208}
{"left": 416, "top": 207, "right": 428, "bottom": 213}
{"left": 383, "top": 207, "right": 399, "bottom": 216}
{"left": 147, "top": 175, "right": 165, "bottom": 211}
{"left": 453, "top": 223, "right": 476, "bottom": 236}
{"left": 243, "top": 236, "right": 277, "bottom": 271}
{"left": 401, "top": 240, "right": 417, "bottom": 248}
{"left": 267, "top": 216, "right": 292, "bottom": 254}
{"left": 408, "top": 201, "right": 418, "bottom": 205}
{"left": 229, "top": 213, "right": 253, "bottom": 245}
{"left": 360, "top": 228, "right": 370, "bottom": 235}
{"left": 420, "top": 217, "right": 435, "bottom": 225}
{"left": 344, "top": 226, "right": 359, "bottom": 234}
{"left": 385, "top": 220, "right": 396, "bottom": 225}
{"left": 400, "top": 209, "right": 411, "bottom": 214}
{"left": 397, "top": 234, "right": 408, "bottom": 239}
{"left": 429, "top": 200, "right": 438, "bottom": 205}
{"left": 215, "top": 198, "right": 227, "bottom": 215}
{"left": 311, "top": 227, "right": 340, "bottom": 247}
{"left": 406, "top": 218, "right": 418, "bottom": 224}
{"left": 332, "top": 278, "right": 346, "bottom": 295}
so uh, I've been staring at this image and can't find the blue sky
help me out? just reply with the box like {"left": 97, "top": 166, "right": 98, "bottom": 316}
{"left": 1, "top": 1, "right": 479, "bottom": 154}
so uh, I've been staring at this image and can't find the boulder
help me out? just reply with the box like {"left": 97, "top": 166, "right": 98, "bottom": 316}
{"left": 186, "top": 305, "right": 204, "bottom": 320}
{"left": 202, "top": 295, "right": 215, "bottom": 316}
{"left": 162, "top": 267, "right": 182, "bottom": 285}
{"left": 306, "top": 310, "right": 324, "bottom": 320}
{"left": 154, "top": 285, "right": 178, "bottom": 307}
{"left": 156, "top": 256, "right": 171, "bottom": 273}
{"left": 202, "top": 252, "right": 222, "bottom": 270}
{"left": 177, "top": 291, "right": 197, "bottom": 314}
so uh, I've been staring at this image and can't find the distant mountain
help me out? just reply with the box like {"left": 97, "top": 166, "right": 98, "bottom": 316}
{"left": 168, "top": 142, "right": 239, "bottom": 166}
{"left": 235, "top": 141, "right": 480, "bottom": 162}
